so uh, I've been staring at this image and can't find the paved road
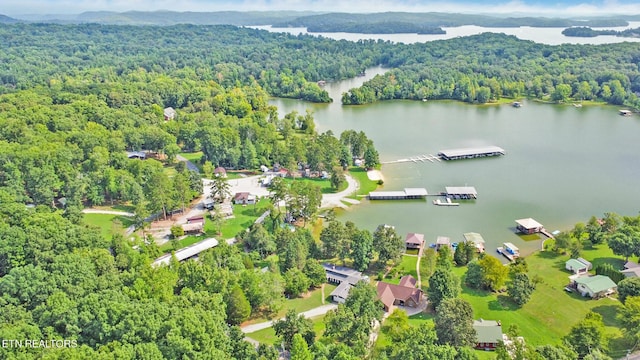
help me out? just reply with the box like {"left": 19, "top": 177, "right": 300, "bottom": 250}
{"left": 240, "top": 304, "right": 337, "bottom": 334}
{"left": 176, "top": 155, "right": 200, "bottom": 173}
{"left": 321, "top": 174, "right": 359, "bottom": 209}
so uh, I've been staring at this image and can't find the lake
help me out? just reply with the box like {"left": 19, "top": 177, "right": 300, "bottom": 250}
{"left": 252, "top": 22, "right": 640, "bottom": 45}
{"left": 270, "top": 69, "right": 640, "bottom": 258}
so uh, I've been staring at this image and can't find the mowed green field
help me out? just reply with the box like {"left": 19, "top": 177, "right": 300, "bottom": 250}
{"left": 83, "top": 213, "right": 134, "bottom": 239}
{"left": 383, "top": 244, "right": 632, "bottom": 358}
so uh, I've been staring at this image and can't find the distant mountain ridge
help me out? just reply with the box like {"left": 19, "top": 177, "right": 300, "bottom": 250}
{"left": 0, "top": 14, "right": 20, "bottom": 23}
{"left": 6, "top": 10, "right": 637, "bottom": 31}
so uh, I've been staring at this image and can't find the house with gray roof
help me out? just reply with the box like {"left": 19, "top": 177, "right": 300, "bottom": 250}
{"left": 323, "top": 264, "right": 369, "bottom": 303}
{"left": 622, "top": 261, "right": 640, "bottom": 278}
{"left": 565, "top": 258, "right": 592, "bottom": 274}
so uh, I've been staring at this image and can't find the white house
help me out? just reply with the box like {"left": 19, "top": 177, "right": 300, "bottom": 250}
{"left": 574, "top": 275, "right": 617, "bottom": 298}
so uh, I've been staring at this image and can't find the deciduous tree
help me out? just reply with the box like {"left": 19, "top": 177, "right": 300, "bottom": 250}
{"left": 434, "top": 298, "right": 476, "bottom": 347}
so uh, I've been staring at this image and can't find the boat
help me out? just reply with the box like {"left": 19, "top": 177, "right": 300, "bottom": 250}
{"left": 512, "top": 101, "right": 522, "bottom": 108}
{"left": 497, "top": 242, "right": 520, "bottom": 261}
{"left": 573, "top": 103, "right": 582, "bottom": 108}
{"left": 620, "top": 109, "right": 633, "bottom": 116}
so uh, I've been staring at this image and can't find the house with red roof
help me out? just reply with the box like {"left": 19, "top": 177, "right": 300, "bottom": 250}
{"left": 376, "top": 275, "right": 423, "bottom": 312}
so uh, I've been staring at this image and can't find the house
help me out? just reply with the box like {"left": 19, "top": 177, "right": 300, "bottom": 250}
{"left": 376, "top": 275, "right": 423, "bottom": 312}
{"left": 233, "top": 192, "right": 257, "bottom": 205}
{"left": 164, "top": 107, "right": 176, "bottom": 120}
{"left": 214, "top": 167, "right": 227, "bottom": 178}
{"left": 463, "top": 232, "right": 486, "bottom": 253}
{"left": 515, "top": 218, "right": 544, "bottom": 234}
{"left": 473, "top": 319, "right": 504, "bottom": 351}
{"left": 182, "top": 222, "right": 204, "bottom": 235}
{"left": 565, "top": 258, "right": 592, "bottom": 274}
{"left": 126, "top": 151, "right": 146, "bottom": 159}
{"left": 405, "top": 233, "right": 425, "bottom": 250}
{"left": 323, "top": 264, "right": 369, "bottom": 303}
{"left": 574, "top": 275, "right": 617, "bottom": 298}
{"left": 622, "top": 261, "right": 640, "bottom": 278}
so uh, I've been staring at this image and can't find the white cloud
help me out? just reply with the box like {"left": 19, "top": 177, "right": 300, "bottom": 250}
{"left": 4, "top": 0, "right": 640, "bottom": 16}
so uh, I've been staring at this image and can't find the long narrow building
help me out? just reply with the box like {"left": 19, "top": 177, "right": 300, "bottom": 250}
{"left": 438, "top": 146, "right": 505, "bottom": 160}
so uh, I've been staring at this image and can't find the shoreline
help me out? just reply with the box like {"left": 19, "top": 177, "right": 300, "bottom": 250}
{"left": 366, "top": 169, "right": 384, "bottom": 182}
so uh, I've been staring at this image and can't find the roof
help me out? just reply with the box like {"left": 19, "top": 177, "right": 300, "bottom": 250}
{"left": 182, "top": 222, "right": 204, "bottom": 232}
{"left": 503, "top": 242, "right": 519, "bottom": 252}
{"left": 234, "top": 192, "right": 251, "bottom": 200}
{"left": 187, "top": 216, "right": 204, "bottom": 223}
{"left": 214, "top": 166, "right": 226, "bottom": 174}
{"left": 404, "top": 188, "right": 429, "bottom": 196}
{"left": 463, "top": 232, "right": 486, "bottom": 244}
{"left": 152, "top": 237, "right": 218, "bottom": 267}
{"left": 331, "top": 281, "right": 353, "bottom": 300}
{"left": 445, "top": 186, "right": 477, "bottom": 195}
{"left": 164, "top": 107, "right": 176, "bottom": 117}
{"left": 473, "top": 319, "right": 503, "bottom": 344}
{"left": 566, "top": 259, "right": 589, "bottom": 270}
{"left": 622, "top": 268, "right": 640, "bottom": 278}
{"left": 376, "top": 280, "right": 422, "bottom": 307}
{"left": 575, "top": 275, "right": 617, "bottom": 293}
{"left": 126, "top": 151, "right": 146, "bottom": 159}
{"left": 438, "top": 146, "right": 505, "bottom": 158}
{"left": 625, "top": 261, "right": 640, "bottom": 269}
{"left": 378, "top": 286, "right": 396, "bottom": 310}
{"left": 398, "top": 275, "right": 417, "bottom": 288}
{"left": 436, "top": 236, "right": 450, "bottom": 245}
{"left": 323, "top": 264, "right": 367, "bottom": 285}
{"left": 515, "top": 218, "right": 543, "bottom": 229}
{"left": 405, "top": 233, "right": 425, "bottom": 245}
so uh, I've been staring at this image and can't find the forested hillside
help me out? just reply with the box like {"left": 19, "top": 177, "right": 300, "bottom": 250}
{"left": 341, "top": 33, "right": 640, "bottom": 107}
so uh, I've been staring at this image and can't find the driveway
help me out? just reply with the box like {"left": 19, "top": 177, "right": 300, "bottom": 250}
{"left": 240, "top": 304, "right": 337, "bottom": 334}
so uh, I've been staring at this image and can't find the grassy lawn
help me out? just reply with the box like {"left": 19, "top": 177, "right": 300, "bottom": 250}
{"left": 243, "top": 284, "right": 337, "bottom": 326}
{"left": 83, "top": 213, "right": 134, "bottom": 239}
{"left": 206, "top": 198, "right": 271, "bottom": 239}
{"left": 458, "top": 247, "right": 631, "bottom": 356}
{"left": 384, "top": 255, "right": 419, "bottom": 285}
{"left": 158, "top": 234, "right": 207, "bottom": 252}
{"left": 374, "top": 245, "right": 632, "bottom": 358}
{"left": 347, "top": 167, "right": 379, "bottom": 197}
{"left": 247, "top": 314, "right": 327, "bottom": 346}
{"left": 89, "top": 204, "right": 135, "bottom": 213}
{"left": 282, "top": 176, "right": 347, "bottom": 194}
{"left": 178, "top": 151, "right": 203, "bottom": 172}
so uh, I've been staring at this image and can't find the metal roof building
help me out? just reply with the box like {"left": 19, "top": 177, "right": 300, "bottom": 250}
{"left": 438, "top": 146, "right": 505, "bottom": 160}
{"left": 152, "top": 237, "right": 218, "bottom": 267}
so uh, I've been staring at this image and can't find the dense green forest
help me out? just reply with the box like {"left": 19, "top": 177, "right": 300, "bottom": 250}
{"left": 341, "top": 33, "right": 640, "bottom": 106}
{"left": 562, "top": 26, "right": 640, "bottom": 38}
{"left": 273, "top": 12, "right": 630, "bottom": 31}
{"left": 2, "top": 22, "right": 640, "bottom": 359}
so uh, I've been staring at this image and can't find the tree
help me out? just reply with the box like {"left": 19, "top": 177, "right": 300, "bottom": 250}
{"left": 618, "top": 295, "right": 640, "bottom": 344}
{"left": 351, "top": 229, "right": 374, "bottom": 271}
{"left": 454, "top": 241, "right": 475, "bottom": 266}
{"left": 303, "top": 260, "right": 327, "bottom": 289}
{"left": 170, "top": 225, "right": 184, "bottom": 239}
{"left": 564, "top": 311, "right": 608, "bottom": 358}
{"left": 320, "top": 220, "right": 348, "bottom": 260}
{"left": 245, "top": 224, "right": 276, "bottom": 259}
{"left": 284, "top": 268, "right": 311, "bottom": 298}
{"left": 210, "top": 175, "right": 231, "bottom": 203}
{"left": 202, "top": 160, "right": 215, "bottom": 179}
{"left": 552, "top": 83, "right": 572, "bottom": 103}
{"left": 381, "top": 308, "right": 410, "bottom": 342}
{"left": 427, "top": 268, "right": 461, "bottom": 309}
{"left": 607, "top": 225, "right": 640, "bottom": 262}
{"left": 288, "top": 181, "right": 322, "bottom": 226}
{"left": 363, "top": 145, "right": 380, "bottom": 169}
{"left": 535, "top": 344, "right": 578, "bottom": 360}
{"left": 507, "top": 272, "right": 536, "bottom": 306}
{"left": 617, "top": 277, "right": 640, "bottom": 304}
{"left": 324, "top": 282, "right": 383, "bottom": 356}
{"left": 465, "top": 260, "right": 483, "bottom": 289}
{"left": 585, "top": 216, "right": 605, "bottom": 246}
{"left": 225, "top": 285, "right": 251, "bottom": 325}
{"left": 373, "top": 224, "right": 404, "bottom": 265}
{"left": 290, "top": 333, "right": 313, "bottom": 360}
{"left": 478, "top": 255, "right": 509, "bottom": 291}
{"left": 273, "top": 309, "right": 315, "bottom": 350}
{"left": 434, "top": 298, "right": 476, "bottom": 347}
{"left": 330, "top": 166, "right": 346, "bottom": 190}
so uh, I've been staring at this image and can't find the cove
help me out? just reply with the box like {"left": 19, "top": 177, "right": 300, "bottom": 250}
{"left": 270, "top": 71, "right": 640, "bottom": 258}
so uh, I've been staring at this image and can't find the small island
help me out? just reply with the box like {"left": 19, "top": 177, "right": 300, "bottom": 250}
{"left": 562, "top": 26, "right": 640, "bottom": 38}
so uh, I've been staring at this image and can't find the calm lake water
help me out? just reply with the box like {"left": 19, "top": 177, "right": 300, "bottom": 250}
{"left": 252, "top": 22, "right": 640, "bottom": 45}
{"left": 270, "top": 68, "right": 640, "bottom": 258}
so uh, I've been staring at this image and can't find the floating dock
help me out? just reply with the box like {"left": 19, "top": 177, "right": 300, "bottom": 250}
{"left": 497, "top": 242, "right": 520, "bottom": 262}
{"left": 381, "top": 154, "right": 441, "bottom": 165}
{"left": 433, "top": 198, "right": 459, "bottom": 206}
{"left": 369, "top": 188, "right": 428, "bottom": 200}
{"left": 437, "top": 146, "right": 505, "bottom": 161}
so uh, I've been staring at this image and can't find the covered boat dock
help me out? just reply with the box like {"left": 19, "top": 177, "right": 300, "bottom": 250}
{"left": 369, "top": 188, "right": 428, "bottom": 200}
{"left": 438, "top": 146, "right": 505, "bottom": 160}
{"left": 445, "top": 186, "right": 478, "bottom": 199}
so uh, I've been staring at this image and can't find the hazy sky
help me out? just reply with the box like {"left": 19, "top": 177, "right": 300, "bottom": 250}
{"left": 3, "top": 0, "right": 640, "bottom": 16}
